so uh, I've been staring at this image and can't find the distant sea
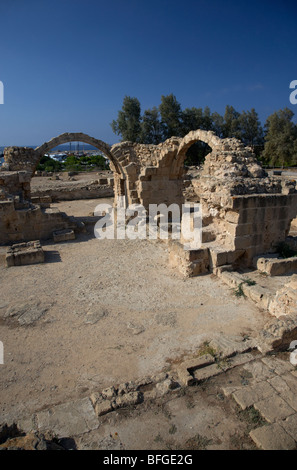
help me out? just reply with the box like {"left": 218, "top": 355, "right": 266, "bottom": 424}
{"left": 0, "top": 143, "right": 97, "bottom": 153}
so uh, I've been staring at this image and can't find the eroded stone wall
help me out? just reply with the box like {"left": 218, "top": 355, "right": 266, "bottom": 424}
{"left": 1, "top": 130, "right": 297, "bottom": 269}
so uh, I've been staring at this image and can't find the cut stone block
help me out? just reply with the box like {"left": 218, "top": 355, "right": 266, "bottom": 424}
{"left": 232, "top": 381, "right": 276, "bottom": 410}
{"left": 254, "top": 254, "right": 297, "bottom": 276}
{"left": 6, "top": 241, "right": 44, "bottom": 267}
{"left": 254, "top": 395, "right": 295, "bottom": 423}
{"left": 53, "top": 229, "right": 75, "bottom": 242}
{"left": 250, "top": 423, "right": 296, "bottom": 450}
{"left": 268, "top": 374, "right": 297, "bottom": 412}
{"left": 280, "top": 414, "right": 297, "bottom": 441}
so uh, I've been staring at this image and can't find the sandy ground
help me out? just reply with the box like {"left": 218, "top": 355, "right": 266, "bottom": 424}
{"left": 31, "top": 170, "right": 113, "bottom": 193}
{"left": 0, "top": 198, "right": 270, "bottom": 423}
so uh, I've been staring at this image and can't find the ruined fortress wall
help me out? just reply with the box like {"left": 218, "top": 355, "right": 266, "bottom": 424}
{"left": 225, "top": 193, "right": 297, "bottom": 264}
{"left": 0, "top": 199, "right": 77, "bottom": 245}
{"left": 1, "top": 130, "right": 297, "bottom": 270}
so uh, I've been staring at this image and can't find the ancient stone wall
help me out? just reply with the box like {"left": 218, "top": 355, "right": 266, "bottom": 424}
{"left": 0, "top": 196, "right": 79, "bottom": 245}
{"left": 1, "top": 129, "right": 297, "bottom": 271}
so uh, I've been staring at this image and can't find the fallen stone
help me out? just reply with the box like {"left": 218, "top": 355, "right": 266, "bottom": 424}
{"left": 94, "top": 400, "right": 113, "bottom": 417}
{"left": 53, "top": 229, "right": 75, "bottom": 243}
{"left": 6, "top": 241, "right": 44, "bottom": 267}
{"left": 113, "top": 391, "right": 143, "bottom": 409}
{"left": 101, "top": 386, "right": 117, "bottom": 400}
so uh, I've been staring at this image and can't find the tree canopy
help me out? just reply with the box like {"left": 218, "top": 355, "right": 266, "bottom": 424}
{"left": 262, "top": 108, "right": 297, "bottom": 167}
{"left": 111, "top": 95, "right": 297, "bottom": 167}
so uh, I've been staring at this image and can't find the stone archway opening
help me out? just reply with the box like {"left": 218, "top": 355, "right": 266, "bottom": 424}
{"left": 170, "top": 130, "right": 222, "bottom": 179}
{"left": 32, "top": 133, "right": 127, "bottom": 220}
{"left": 36, "top": 140, "right": 110, "bottom": 175}
{"left": 34, "top": 132, "right": 122, "bottom": 177}
{"left": 183, "top": 141, "right": 212, "bottom": 168}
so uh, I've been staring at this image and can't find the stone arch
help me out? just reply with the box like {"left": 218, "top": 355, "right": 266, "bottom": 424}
{"left": 35, "top": 132, "right": 122, "bottom": 176}
{"left": 35, "top": 132, "right": 129, "bottom": 204}
{"left": 169, "top": 129, "right": 222, "bottom": 177}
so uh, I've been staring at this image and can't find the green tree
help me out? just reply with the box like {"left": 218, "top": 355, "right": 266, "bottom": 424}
{"left": 159, "top": 94, "right": 183, "bottom": 139}
{"left": 140, "top": 107, "right": 163, "bottom": 144}
{"left": 64, "top": 155, "right": 81, "bottom": 171}
{"left": 262, "top": 108, "right": 297, "bottom": 167}
{"left": 181, "top": 107, "right": 204, "bottom": 134}
{"left": 239, "top": 108, "right": 263, "bottom": 148}
{"left": 111, "top": 96, "right": 141, "bottom": 142}
{"left": 211, "top": 111, "right": 224, "bottom": 137}
{"left": 223, "top": 105, "right": 241, "bottom": 139}
{"left": 36, "top": 155, "right": 62, "bottom": 172}
{"left": 202, "top": 106, "right": 213, "bottom": 131}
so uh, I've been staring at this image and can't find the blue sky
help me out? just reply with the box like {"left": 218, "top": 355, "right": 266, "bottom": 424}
{"left": 0, "top": 0, "right": 296, "bottom": 146}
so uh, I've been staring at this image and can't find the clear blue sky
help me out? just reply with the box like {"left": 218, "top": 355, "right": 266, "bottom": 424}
{"left": 0, "top": 0, "right": 296, "bottom": 146}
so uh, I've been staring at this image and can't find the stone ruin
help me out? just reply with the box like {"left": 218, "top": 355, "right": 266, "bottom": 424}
{"left": 1, "top": 130, "right": 297, "bottom": 276}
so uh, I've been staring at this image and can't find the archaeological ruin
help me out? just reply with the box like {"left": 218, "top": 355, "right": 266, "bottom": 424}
{"left": 2, "top": 130, "right": 297, "bottom": 450}
{"left": 1, "top": 129, "right": 297, "bottom": 277}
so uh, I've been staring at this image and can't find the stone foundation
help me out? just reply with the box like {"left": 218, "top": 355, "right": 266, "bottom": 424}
{"left": 6, "top": 241, "right": 44, "bottom": 267}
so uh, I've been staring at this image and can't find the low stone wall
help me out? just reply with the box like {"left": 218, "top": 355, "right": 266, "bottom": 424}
{"left": 0, "top": 194, "right": 81, "bottom": 245}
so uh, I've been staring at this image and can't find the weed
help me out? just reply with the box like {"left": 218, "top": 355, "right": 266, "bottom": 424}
{"left": 169, "top": 424, "right": 177, "bottom": 435}
{"left": 154, "top": 433, "right": 163, "bottom": 443}
{"left": 216, "top": 356, "right": 232, "bottom": 370}
{"left": 244, "top": 278, "right": 256, "bottom": 286}
{"left": 234, "top": 278, "right": 256, "bottom": 298}
{"left": 234, "top": 282, "right": 246, "bottom": 298}
{"left": 197, "top": 341, "right": 217, "bottom": 358}
{"left": 236, "top": 405, "right": 267, "bottom": 432}
{"left": 184, "top": 433, "right": 213, "bottom": 450}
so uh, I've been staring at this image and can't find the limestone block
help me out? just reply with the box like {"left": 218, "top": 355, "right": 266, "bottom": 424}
{"left": 6, "top": 241, "right": 44, "bottom": 267}
{"left": 113, "top": 391, "right": 143, "bottom": 409}
{"left": 250, "top": 423, "right": 296, "bottom": 450}
{"left": 225, "top": 211, "right": 240, "bottom": 224}
{"left": 53, "top": 229, "right": 75, "bottom": 243}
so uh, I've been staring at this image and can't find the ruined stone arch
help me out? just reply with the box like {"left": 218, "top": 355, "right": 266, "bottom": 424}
{"left": 169, "top": 129, "right": 222, "bottom": 177}
{"left": 35, "top": 132, "right": 123, "bottom": 176}
{"left": 34, "top": 132, "right": 130, "bottom": 203}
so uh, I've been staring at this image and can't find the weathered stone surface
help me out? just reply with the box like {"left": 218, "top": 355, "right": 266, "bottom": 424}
{"left": 101, "top": 386, "right": 117, "bottom": 400}
{"left": 94, "top": 400, "right": 113, "bottom": 417}
{"left": 36, "top": 397, "right": 98, "bottom": 438}
{"left": 0, "top": 431, "right": 65, "bottom": 450}
{"left": 6, "top": 241, "right": 44, "bottom": 267}
{"left": 232, "top": 381, "right": 276, "bottom": 410}
{"left": 250, "top": 423, "right": 296, "bottom": 450}
{"left": 261, "top": 356, "right": 295, "bottom": 376}
{"left": 113, "top": 391, "right": 143, "bottom": 409}
{"left": 254, "top": 395, "right": 295, "bottom": 423}
{"left": 53, "top": 229, "right": 75, "bottom": 242}
{"left": 268, "top": 374, "right": 297, "bottom": 412}
{"left": 280, "top": 414, "right": 297, "bottom": 441}
{"left": 155, "top": 379, "right": 179, "bottom": 396}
